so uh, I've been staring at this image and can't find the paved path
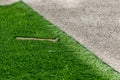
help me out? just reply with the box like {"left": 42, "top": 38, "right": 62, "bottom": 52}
{"left": 0, "top": 0, "right": 19, "bottom": 5}
{"left": 23, "top": 0, "right": 120, "bottom": 73}
{"left": 1, "top": 0, "right": 120, "bottom": 72}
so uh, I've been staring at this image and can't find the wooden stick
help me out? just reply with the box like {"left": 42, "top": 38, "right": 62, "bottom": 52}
{"left": 16, "top": 37, "right": 58, "bottom": 42}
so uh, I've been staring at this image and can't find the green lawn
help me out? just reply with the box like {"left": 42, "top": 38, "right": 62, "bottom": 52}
{"left": 0, "top": 1, "right": 120, "bottom": 80}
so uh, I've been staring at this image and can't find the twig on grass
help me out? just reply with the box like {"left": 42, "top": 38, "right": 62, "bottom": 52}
{"left": 16, "top": 37, "right": 58, "bottom": 42}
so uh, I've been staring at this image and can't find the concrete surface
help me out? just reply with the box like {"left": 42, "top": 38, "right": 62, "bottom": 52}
{"left": 23, "top": 0, "right": 120, "bottom": 73}
{"left": 0, "top": 0, "right": 19, "bottom": 5}
{"left": 1, "top": 0, "right": 120, "bottom": 72}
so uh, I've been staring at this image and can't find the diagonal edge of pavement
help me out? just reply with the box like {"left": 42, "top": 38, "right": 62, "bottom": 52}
{"left": 22, "top": 0, "right": 120, "bottom": 73}
{"left": 0, "top": 0, "right": 20, "bottom": 5}
{"left": 1, "top": 0, "right": 120, "bottom": 73}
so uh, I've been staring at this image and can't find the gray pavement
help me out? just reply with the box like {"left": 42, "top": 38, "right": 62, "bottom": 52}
{"left": 0, "top": 0, "right": 19, "bottom": 5}
{"left": 23, "top": 0, "right": 120, "bottom": 72}
{"left": 1, "top": 0, "right": 120, "bottom": 72}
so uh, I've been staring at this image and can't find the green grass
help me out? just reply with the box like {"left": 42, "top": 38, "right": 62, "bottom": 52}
{"left": 0, "top": 1, "right": 120, "bottom": 80}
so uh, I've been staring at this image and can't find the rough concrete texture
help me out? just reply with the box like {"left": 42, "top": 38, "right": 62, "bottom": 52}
{"left": 1, "top": 0, "right": 120, "bottom": 72}
{"left": 23, "top": 0, "right": 120, "bottom": 72}
{"left": 0, "top": 0, "right": 19, "bottom": 5}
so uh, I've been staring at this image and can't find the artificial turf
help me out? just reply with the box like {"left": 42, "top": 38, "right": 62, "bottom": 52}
{"left": 0, "top": 1, "right": 120, "bottom": 80}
